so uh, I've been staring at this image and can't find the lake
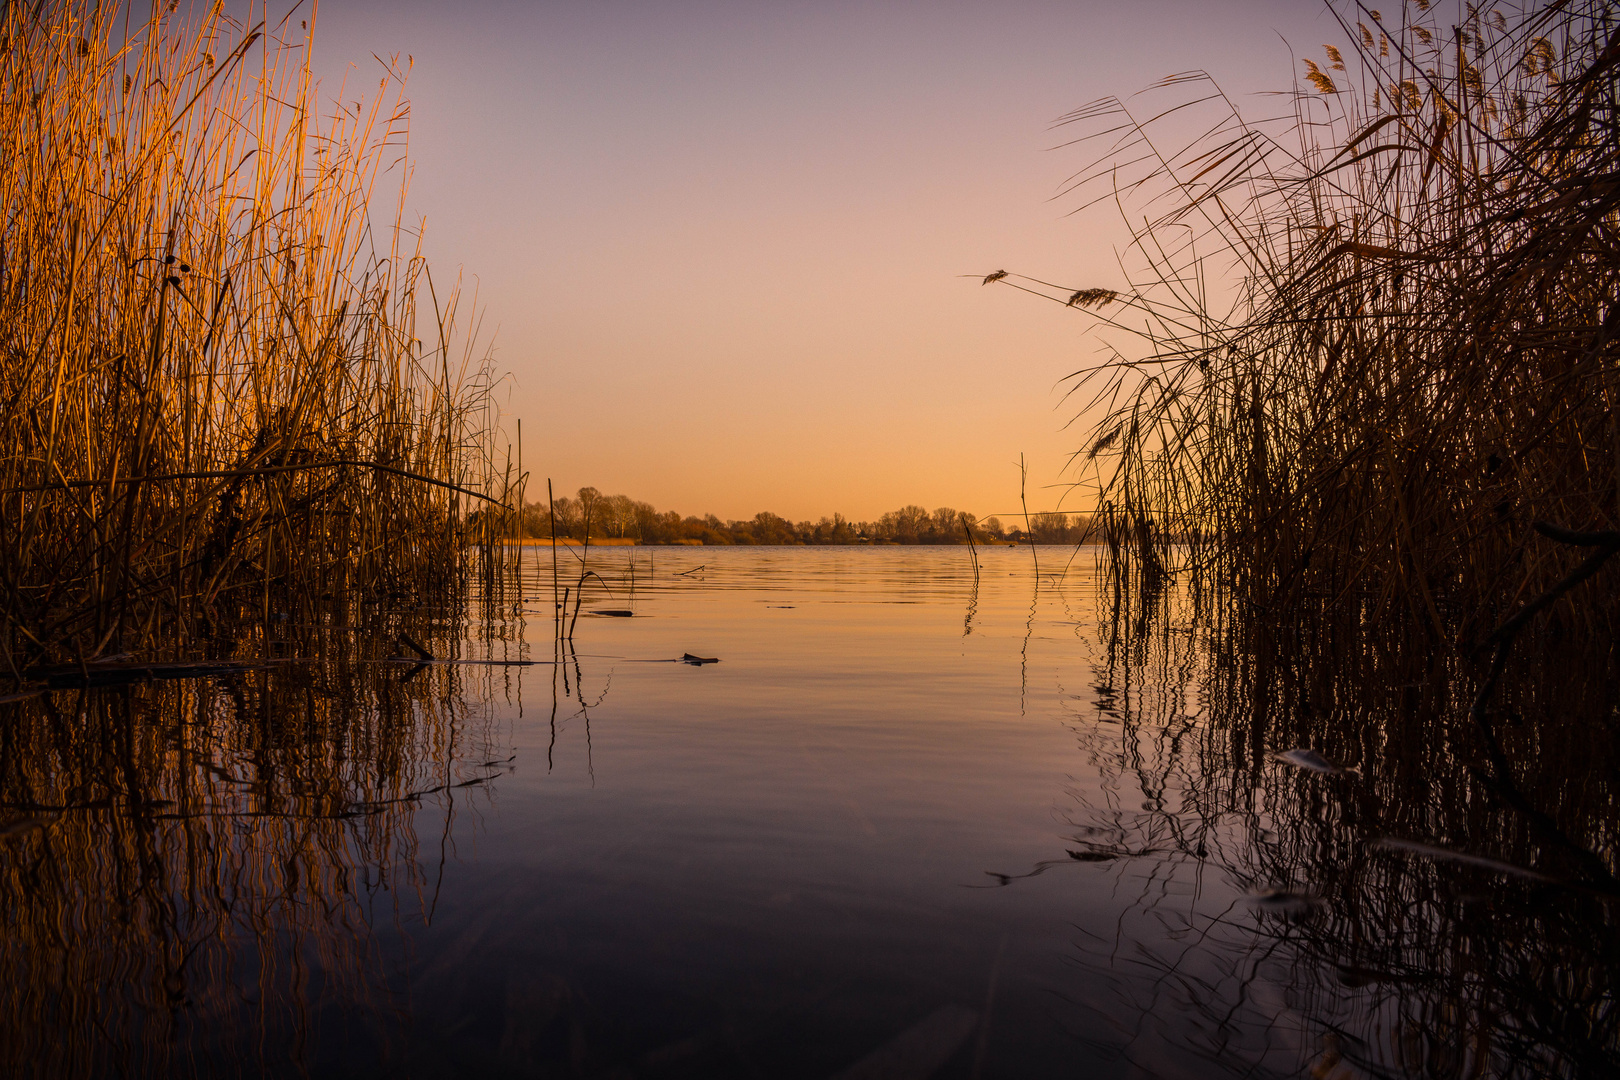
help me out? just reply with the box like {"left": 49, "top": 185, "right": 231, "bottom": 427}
{"left": 4, "top": 545, "right": 1613, "bottom": 1078}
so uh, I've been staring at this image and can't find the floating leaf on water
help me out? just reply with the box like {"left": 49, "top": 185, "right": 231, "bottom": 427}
{"left": 1274, "top": 748, "right": 1357, "bottom": 775}
{"left": 1335, "top": 962, "right": 1427, "bottom": 988}
{"left": 1370, "top": 838, "right": 1556, "bottom": 882}
{"left": 1248, "top": 888, "right": 1320, "bottom": 920}
{"left": 1067, "top": 848, "right": 1121, "bottom": 862}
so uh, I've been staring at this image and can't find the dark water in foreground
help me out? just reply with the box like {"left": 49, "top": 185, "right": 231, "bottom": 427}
{"left": 4, "top": 547, "right": 1617, "bottom": 1077}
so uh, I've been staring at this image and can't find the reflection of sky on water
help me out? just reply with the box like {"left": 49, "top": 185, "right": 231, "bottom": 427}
{"left": 6, "top": 546, "right": 1613, "bottom": 1076}
{"left": 398, "top": 545, "right": 1276, "bottom": 1077}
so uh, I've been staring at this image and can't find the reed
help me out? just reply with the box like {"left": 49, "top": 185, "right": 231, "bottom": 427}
{"left": 1003, "top": 13, "right": 1620, "bottom": 1062}
{"left": 0, "top": 1, "right": 517, "bottom": 674}
{"left": 1005, "top": 0, "right": 1620, "bottom": 650}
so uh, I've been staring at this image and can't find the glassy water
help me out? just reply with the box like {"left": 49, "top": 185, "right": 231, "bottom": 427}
{"left": 4, "top": 546, "right": 1615, "bottom": 1077}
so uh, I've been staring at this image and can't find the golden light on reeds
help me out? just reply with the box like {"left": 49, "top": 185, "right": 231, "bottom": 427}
{"left": 0, "top": 0, "right": 518, "bottom": 671}
{"left": 0, "top": 9, "right": 523, "bottom": 1059}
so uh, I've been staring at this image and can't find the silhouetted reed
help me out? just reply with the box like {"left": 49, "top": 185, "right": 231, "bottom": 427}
{"left": 0, "top": 1, "right": 519, "bottom": 675}
{"left": 1002, "top": 0, "right": 1620, "bottom": 652}
{"left": 992, "top": 14, "right": 1620, "bottom": 1065}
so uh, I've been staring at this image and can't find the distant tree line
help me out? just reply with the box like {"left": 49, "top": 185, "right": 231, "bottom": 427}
{"left": 514, "top": 488, "right": 1096, "bottom": 545}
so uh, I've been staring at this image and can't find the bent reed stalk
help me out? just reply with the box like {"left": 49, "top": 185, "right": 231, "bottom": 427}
{"left": 1006, "top": 0, "right": 1620, "bottom": 651}
{"left": 0, "top": 1, "right": 516, "bottom": 675}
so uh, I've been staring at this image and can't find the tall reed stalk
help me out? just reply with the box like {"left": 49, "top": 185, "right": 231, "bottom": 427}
{"left": 0, "top": 1, "right": 515, "bottom": 673}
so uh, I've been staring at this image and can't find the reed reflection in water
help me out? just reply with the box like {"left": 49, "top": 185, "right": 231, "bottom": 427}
{"left": 1038, "top": 558, "right": 1620, "bottom": 1078}
{"left": 0, "top": 636, "right": 513, "bottom": 1078}
{"left": 3, "top": 547, "right": 1616, "bottom": 1077}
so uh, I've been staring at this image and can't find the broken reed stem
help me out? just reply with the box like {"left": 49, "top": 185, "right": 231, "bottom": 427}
{"left": 549, "top": 478, "right": 561, "bottom": 646}
{"left": 960, "top": 511, "right": 980, "bottom": 582}
{"left": 1019, "top": 453, "right": 1039, "bottom": 579}
{"left": 568, "top": 506, "right": 592, "bottom": 641}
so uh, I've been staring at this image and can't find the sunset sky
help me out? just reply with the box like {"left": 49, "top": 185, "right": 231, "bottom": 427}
{"left": 313, "top": 0, "right": 1333, "bottom": 521}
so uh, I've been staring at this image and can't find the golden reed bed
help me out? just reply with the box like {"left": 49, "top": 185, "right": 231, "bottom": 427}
{"left": 0, "top": 1, "right": 519, "bottom": 674}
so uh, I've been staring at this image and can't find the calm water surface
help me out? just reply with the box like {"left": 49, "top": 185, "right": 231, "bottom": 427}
{"left": 8, "top": 546, "right": 1612, "bottom": 1077}
{"left": 409, "top": 546, "right": 1207, "bottom": 1078}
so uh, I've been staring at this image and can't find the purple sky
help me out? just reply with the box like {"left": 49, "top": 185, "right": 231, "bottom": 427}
{"left": 310, "top": 0, "right": 1339, "bottom": 520}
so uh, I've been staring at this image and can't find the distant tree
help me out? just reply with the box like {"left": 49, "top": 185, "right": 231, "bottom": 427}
{"left": 604, "top": 494, "right": 635, "bottom": 537}
{"left": 629, "top": 500, "right": 660, "bottom": 541}
{"left": 882, "top": 505, "right": 930, "bottom": 543}
{"left": 575, "top": 487, "right": 604, "bottom": 538}
{"left": 750, "top": 512, "right": 798, "bottom": 545}
{"left": 809, "top": 513, "right": 856, "bottom": 544}
{"left": 517, "top": 499, "right": 548, "bottom": 538}
{"left": 518, "top": 488, "right": 1022, "bottom": 545}
{"left": 1031, "top": 512, "right": 1071, "bottom": 544}
{"left": 552, "top": 496, "right": 582, "bottom": 538}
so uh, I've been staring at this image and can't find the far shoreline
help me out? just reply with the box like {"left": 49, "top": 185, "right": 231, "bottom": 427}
{"left": 499, "top": 537, "right": 1098, "bottom": 547}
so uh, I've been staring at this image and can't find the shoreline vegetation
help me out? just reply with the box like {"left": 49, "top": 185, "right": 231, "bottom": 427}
{"left": 1008, "top": 0, "right": 1620, "bottom": 647}
{"left": 0, "top": 2, "right": 516, "bottom": 674}
{"left": 507, "top": 487, "right": 1092, "bottom": 545}
{"left": 996, "top": 5, "right": 1620, "bottom": 1070}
